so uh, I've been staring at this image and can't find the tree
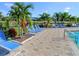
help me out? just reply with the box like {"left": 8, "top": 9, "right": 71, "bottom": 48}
{"left": 20, "top": 3, "right": 33, "bottom": 34}
{"left": 4, "top": 16, "right": 10, "bottom": 30}
{"left": 8, "top": 2, "right": 24, "bottom": 36}
{"left": 77, "top": 17, "right": 79, "bottom": 23}
{"left": 53, "top": 12, "right": 71, "bottom": 24}
{"left": 8, "top": 2, "right": 33, "bottom": 36}
{"left": 0, "top": 12, "right": 4, "bottom": 21}
{"left": 70, "top": 16, "right": 77, "bottom": 24}
{"left": 53, "top": 12, "right": 61, "bottom": 24}
{"left": 39, "top": 12, "right": 52, "bottom": 27}
{"left": 60, "top": 12, "right": 71, "bottom": 23}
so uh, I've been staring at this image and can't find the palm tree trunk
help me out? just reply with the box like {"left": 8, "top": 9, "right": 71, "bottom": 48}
{"left": 76, "top": 18, "right": 77, "bottom": 24}
{"left": 23, "top": 15, "right": 26, "bottom": 34}
{"left": 17, "top": 18, "right": 21, "bottom": 37}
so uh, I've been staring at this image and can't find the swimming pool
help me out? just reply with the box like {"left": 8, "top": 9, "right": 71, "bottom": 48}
{"left": 68, "top": 31, "right": 79, "bottom": 47}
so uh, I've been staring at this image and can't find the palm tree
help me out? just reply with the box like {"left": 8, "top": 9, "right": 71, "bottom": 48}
{"left": 0, "top": 12, "right": 4, "bottom": 21}
{"left": 59, "top": 12, "right": 70, "bottom": 23}
{"left": 4, "top": 16, "right": 10, "bottom": 30}
{"left": 77, "top": 17, "right": 79, "bottom": 23}
{"left": 39, "top": 12, "right": 52, "bottom": 27}
{"left": 53, "top": 12, "right": 71, "bottom": 23}
{"left": 20, "top": 3, "right": 33, "bottom": 34}
{"left": 3, "top": 16, "right": 11, "bottom": 36}
{"left": 8, "top": 2, "right": 23, "bottom": 36}
{"left": 53, "top": 12, "right": 61, "bottom": 24}
{"left": 8, "top": 2, "right": 33, "bottom": 36}
{"left": 70, "top": 16, "right": 77, "bottom": 24}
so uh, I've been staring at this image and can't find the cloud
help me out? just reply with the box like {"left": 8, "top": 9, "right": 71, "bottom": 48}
{"left": 42, "top": 8, "right": 49, "bottom": 13}
{"left": 4, "top": 3, "right": 13, "bottom": 8}
{"left": 64, "top": 7, "right": 71, "bottom": 12}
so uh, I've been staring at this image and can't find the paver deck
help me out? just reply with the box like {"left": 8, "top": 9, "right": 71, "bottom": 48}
{"left": 7, "top": 28, "right": 79, "bottom": 56}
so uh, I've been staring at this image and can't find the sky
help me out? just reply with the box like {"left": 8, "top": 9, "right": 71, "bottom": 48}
{"left": 0, "top": 2, "right": 79, "bottom": 17}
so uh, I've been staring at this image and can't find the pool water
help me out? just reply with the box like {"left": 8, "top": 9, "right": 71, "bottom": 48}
{"left": 68, "top": 31, "right": 79, "bottom": 47}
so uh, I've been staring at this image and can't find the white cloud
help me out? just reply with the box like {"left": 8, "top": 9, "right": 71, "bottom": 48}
{"left": 64, "top": 7, "right": 71, "bottom": 12}
{"left": 4, "top": 3, "right": 13, "bottom": 8}
{"left": 65, "top": 7, "right": 71, "bottom": 10}
{"left": 42, "top": 8, "right": 49, "bottom": 13}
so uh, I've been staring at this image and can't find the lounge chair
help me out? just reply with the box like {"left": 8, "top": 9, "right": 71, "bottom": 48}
{"left": 54, "top": 23, "right": 65, "bottom": 28}
{"left": 0, "top": 46, "right": 9, "bottom": 56}
{"left": 28, "top": 25, "right": 43, "bottom": 33}
{"left": 0, "top": 30, "right": 20, "bottom": 51}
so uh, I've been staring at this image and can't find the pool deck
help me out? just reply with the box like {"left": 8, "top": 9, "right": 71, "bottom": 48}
{"left": 7, "top": 27, "right": 79, "bottom": 56}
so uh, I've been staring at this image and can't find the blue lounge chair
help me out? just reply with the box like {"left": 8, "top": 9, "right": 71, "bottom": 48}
{"left": 54, "top": 23, "right": 65, "bottom": 28}
{"left": 28, "top": 25, "right": 43, "bottom": 33}
{"left": 75, "top": 23, "right": 79, "bottom": 27}
{"left": 0, "top": 30, "right": 6, "bottom": 40}
{"left": 0, "top": 46, "right": 9, "bottom": 56}
{"left": 0, "top": 30, "right": 20, "bottom": 51}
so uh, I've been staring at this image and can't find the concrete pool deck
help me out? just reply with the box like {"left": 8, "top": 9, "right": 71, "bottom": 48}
{"left": 7, "top": 27, "right": 79, "bottom": 56}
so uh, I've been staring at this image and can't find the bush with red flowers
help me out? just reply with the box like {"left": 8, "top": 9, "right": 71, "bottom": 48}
{"left": 8, "top": 28, "right": 17, "bottom": 38}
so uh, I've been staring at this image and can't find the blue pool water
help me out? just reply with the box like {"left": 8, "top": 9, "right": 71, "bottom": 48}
{"left": 68, "top": 31, "right": 79, "bottom": 47}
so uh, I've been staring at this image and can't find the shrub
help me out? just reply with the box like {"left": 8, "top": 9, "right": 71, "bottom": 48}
{"left": 39, "top": 24, "right": 43, "bottom": 28}
{"left": 0, "top": 23, "right": 2, "bottom": 29}
{"left": 8, "top": 28, "right": 17, "bottom": 38}
{"left": 65, "top": 23, "right": 72, "bottom": 27}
